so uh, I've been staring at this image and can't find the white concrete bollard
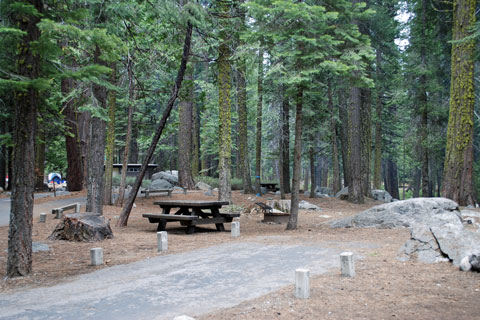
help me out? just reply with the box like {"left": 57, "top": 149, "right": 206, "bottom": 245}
{"left": 157, "top": 231, "right": 168, "bottom": 252}
{"left": 75, "top": 203, "right": 81, "bottom": 213}
{"left": 90, "top": 248, "right": 103, "bottom": 266}
{"left": 231, "top": 221, "right": 240, "bottom": 238}
{"left": 295, "top": 268, "right": 310, "bottom": 299}
{"left": 340, "top": 252, "right": 355, "bottom": 277}
{"left": 39, "top": 212, "right": 46, "bottom": 223}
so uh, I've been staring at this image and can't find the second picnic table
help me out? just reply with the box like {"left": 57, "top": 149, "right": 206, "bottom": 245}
{"left": 143, "top": 200, "right": 238, "bottom": 234}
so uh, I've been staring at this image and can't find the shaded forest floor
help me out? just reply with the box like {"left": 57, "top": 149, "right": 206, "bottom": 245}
{"left": 0, "top": 190, "right": 479, "bottom": 319}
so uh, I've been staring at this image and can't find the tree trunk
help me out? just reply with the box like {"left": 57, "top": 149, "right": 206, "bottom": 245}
{"left": 218, "top": 28, "right": 232, "bottom": 202}
{"left": 287, "top": 85, "right": 303, "bottom": 230}
{"left": 178, "top": 67, "right": 195, "bottom": 189}
{"left": 104, "top": 62, "right": 117, "bottom": 205}
{"left": 309, "top": 146, "right": 315, "bottom": 198}
{"left": 441, "top": 0, "right": 476, "bottom": 206}
{"left": 255, "top": 47, "right": 264, "bottom": 195}
{"left": 86, "top": 45, "right": 108, "bottom": 214}
{"left": 328, "top": 81, "right": 340, "bottom": 194}
{"left": 117, "top": 21, "right": 193, "bottom": 226}
{"left": 419, "top": 0, "right": 429, "bottom": 197}
{"left": 413, "top": 168, "right": 421, "bottom": 198}
{"left": 7, "top": 0, "right": 42, "bottom": 278}
{"left": 338, "top": 90, "right": 350, "bottom": 188}
{"left": 128, "top": 123, "right": 139, "bottom": 163}
{"left": 62, "top": 78, "right": 84, "bottom": 191}
{"left": 384, "top": 158, "right": 399, "bottom": 200}
{"left": 116, "top": 54, "right": 135, "bottom": 207}
{"left": 237, "top": 55, "right": 254, "bottom": 194}
{"left": 373, "top": 50, "right": 383, "bottom": 190}
{"left": 34, "top": 126, "right": 46, "bottom": 190}
{"left": 191, "top": 89, "right": 200, "bottom": 177}
{"left": 279, "top": 87, "right": 291, "bottom": 198}
{"left": 360, "top": 88, "right": 371, "bottom": 198}
{"left": 0, "top": 117, "right": 6, "bottom": 190}
{"left": 347, "top": 85, "right": 364, "bottom": 204}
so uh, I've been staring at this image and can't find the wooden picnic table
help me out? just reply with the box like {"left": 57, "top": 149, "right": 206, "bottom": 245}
{"left": 143, "top": 200, "right": 238, "bottom": 234}
{"left": 260, "top": 182, "right": 279, "bottom": 192}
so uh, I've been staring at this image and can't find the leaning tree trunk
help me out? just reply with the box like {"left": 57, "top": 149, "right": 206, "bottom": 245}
{"left": 117, "top": 21, "right": 193, "bottom": 226}
{"left": 441, "top": 0, "right": 476, "bottom": 206}
{"left": 7, "top": 0, "right": 42, "bottom": 278}
{"left": 255, "top": 47, "right": 264, "bottom": 195}
{"left": 116, "top": 53, "right": 135, "bottom": 207}
{"left": 63, "top": 77, "right": 84, "bottom": 191}
{"left": 287, "top": 85, "right": 303, "bottom": 230}
{"left": 104, "top": 62, "right": 117, "bottom": 205}
{"left": 178, "top": 66, "right": 195, "bottom": 189}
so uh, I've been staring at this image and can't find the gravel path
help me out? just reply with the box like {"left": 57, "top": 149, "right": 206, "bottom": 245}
{"left": 0, "top": 241, "right": 364, "bottom": 319}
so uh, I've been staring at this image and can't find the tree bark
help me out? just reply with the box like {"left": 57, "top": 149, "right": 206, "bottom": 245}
{"left": 117, "top": 21, "right": 193, "bottom": 226}
{"left": 63, "top": 78, "right": 84, "bottom": 191}
{"left": 104, "top": 62, "right": 117, "bottom": 205}
{"left": 255, "top": 47, "right": 264, "bottom": 195}
{"left": 419, "top": 0, "right": 429, "bottom": 197}
{"left": 279, "top": 87, "right": 291, "bottom": 198}
{"left": 309, "top": 146, "right": 315, "bottom": 198}
{"left": 286, "top": 85, "right": 303, "bottom": 230}
{"left": 338, "top": 90, "right": 350, "bottom": 188}
{"left": 217, "top": 30, "right": 232, "bottom": 202}
{"left": 373, "top": 49, "right": 383, "bottom": 190}
{"left": 116, "top": 54, "right": 135, "bottom": 207}
{"left": 347, "top": 85, "right": 364, "bottom": 204}
{"left": 384, "top": 158, "right": 399, "bottom": 200}
{"left": 86, "top": 45, "right": 108, "bottom": 214}
{"left": 178, "top": 67, "right": 195, "bottom": 189}
{"left": 237, "top": 54, "right": 254, "bottom": 193}
{"left": 441, "top": 0, "right": 476, "bottom": 206}
{"left": 328, "top": 81, "right": 340, "bottom": 194}
{"left": 34, "top": 126, "right": 46, "bottom": 190}
{"left": 7, "top": 0, "right": 42, "bottom": 278}
{"left": 360, "top": 88, "right": 371, "bottom": 197}
{"left": 0, "top": 117, "right": 6, "bottom": 190}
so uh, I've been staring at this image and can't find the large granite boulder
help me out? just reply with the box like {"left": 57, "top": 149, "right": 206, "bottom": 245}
{"left": 371, "top": 189, "right": 393, "bottom": 202}
{"left": 299, "top": 200, "right": 321, "bottom": 211}
{"left": 149, "top": 178, "right": 173, "bottom": 190}
{"left": 315, "top": 186, "right": 333, "bottom": 196}
{"left": 195, "top": 181, "right": 212, "bottom": 192}
{"left": 152, "top": 171, "right": 178, "bottom": 186}
{"left": 330, "top": 197, "right": 460, "bottom": 229}
{"left": 330, "top": 197, "right": 480, "bottom": 269}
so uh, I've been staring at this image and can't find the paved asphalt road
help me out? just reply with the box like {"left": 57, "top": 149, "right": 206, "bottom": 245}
{"left": 0, "top": 192, "right": 86, "bottom": 227}
{"left": 0, "top": 241, "right": 369, "bottom": 320}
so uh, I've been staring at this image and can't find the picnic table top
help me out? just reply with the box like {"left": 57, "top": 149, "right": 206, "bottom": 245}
{"left": 153, "top": 200, "right": 229, "bottom": 207}
{"left": 260, "top": 182, "right": 278, "bottom": 186}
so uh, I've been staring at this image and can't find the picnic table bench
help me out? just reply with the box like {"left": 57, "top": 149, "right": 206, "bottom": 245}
{"left": 143, "top": 200, "right": 239, "bottom": 234}
{"left": 140, "top": 188, "right": 172, "bottom": 198}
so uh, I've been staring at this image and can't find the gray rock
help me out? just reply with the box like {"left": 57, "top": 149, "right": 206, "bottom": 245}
{"left": 195, "top": 182, "right": 212, "bottom": 191}
{"left": 470, "top": 254, "right": 480, "bottom": 271}
{"left": 315, "top": 193, "right": 330, "bottom": 198}
{"left": 32, "top": 242, "right": 50, "bottom": 253}
{"left": 151, "top": 171, "right": 178, "bottom": 185}
{"left": 204, "top": 190, "right": 215, "bottom": 197}
{"left": 371, "top": 189, "right": 393, "bottom": 202}
{"left": 335, "top": 187, "right": 348, "bottom": 200}
{"left": 460, "top": 256, "right": 472, "bottom": 271}
{"left": 299, "top": 200, "right": 321, "bottom": 211}
{"left": 315, "top": 187, "right": 333, "bottom": 196}
{"left": 331, "top": 198, "right": 460, "bottom": 229}
{"left": 149, "top": 179, "right": 173, "bottom": 190}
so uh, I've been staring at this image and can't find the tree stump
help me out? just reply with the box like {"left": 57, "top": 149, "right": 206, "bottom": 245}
{"left": 49, "top": 212, "right": 114, "bottom": 242}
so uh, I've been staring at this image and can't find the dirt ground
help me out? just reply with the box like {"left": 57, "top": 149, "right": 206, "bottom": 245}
{"left": 1, "top": 190, "right": 479, "bottom": 319}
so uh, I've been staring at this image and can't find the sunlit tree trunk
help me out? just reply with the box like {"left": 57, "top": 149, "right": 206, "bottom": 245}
{"left": 441, "top": 0, "right": 476, "bottom": 206}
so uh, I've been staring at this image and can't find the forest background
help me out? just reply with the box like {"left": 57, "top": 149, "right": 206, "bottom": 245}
{"left": 0, "top": 0, "right": 478, "bottom": 277}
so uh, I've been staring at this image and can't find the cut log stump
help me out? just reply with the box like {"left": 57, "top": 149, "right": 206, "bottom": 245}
{"left": 49, "top": 212, "right": 114, "bottom": 242}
